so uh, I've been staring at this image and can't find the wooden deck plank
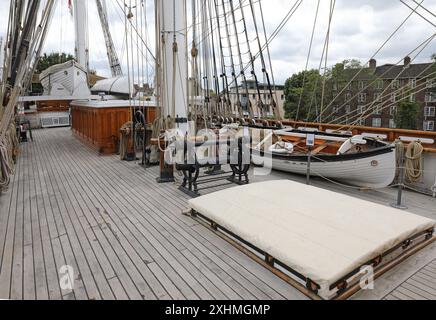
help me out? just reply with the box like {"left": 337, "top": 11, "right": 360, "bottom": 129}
{"left": 383, "top": 259, "right": 436, "bottom": 301}
{"left": 4, "top": 127, "right": 406, "bottom": 300}
{"left": 403, "top": 281, "right": 435, "bottom": 299}
{"left": 10, "top": 143, "right": 25, "bottom": 300}
{"left": 36, "top": 135, "right": 119, "bottom": 301}
{"left": 0, "top": 146, "right": 20, "bottom": 299}
{"left": 28, "top": 142, "right": 49, "bottom": 300}
{"left": 390, "top": 291, "right": 414, "bottom": 300}
{"left": 43, "top": 131, "right": 176, "bottom": 300}
{"left": 22, "top": 144, "right": 36, "bottom": 299}
{"left": 69, "top": 131, "right": 306, "bottom": 300}
{"left": 395, "top": 286, "right": 425, "bottom": 300}
{"left": 54, "top": 143, "right": 192, "bottom": 300}
{"left": 74, "top": 149, "right": 270, "bottom": 299}
{"left": 73, "top": 144, "right": 289, "bottom": 300}
{"left": 63, "top": 138, "right": 239, "bottom": 300}
{"left": 35, "top": 130, "right": 146, "bottom": 300}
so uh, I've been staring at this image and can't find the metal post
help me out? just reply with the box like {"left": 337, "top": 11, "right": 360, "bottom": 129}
{"left": 391, "top": 151, "right": 408, "bottom": 210}
{"left": 306, "top": 146, "right": 312, "bottom": 185}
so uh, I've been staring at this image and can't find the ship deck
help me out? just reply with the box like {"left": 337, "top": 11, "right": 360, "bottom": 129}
{"left": 0, "top": 127, "right": 435, "bottom": 300}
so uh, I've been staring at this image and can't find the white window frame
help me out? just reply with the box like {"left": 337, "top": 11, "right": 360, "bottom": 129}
{"left": 357, "top": 105, "right": 366, "bottom": 114}
{"left": 423, "top": 121, "right": 435, "bottom": 131}
{"left": 410, "top": 94, "right": 416, "bottom": 102}
{"left": 390, "top": 105, "right": 397, "bottom": 116}
{"left": 424, "top": 106, "right": 436, "bottom": 117}
{"left": 425, "top": 93, "right": 436, "bottom": 102}
{"left": 358, "top": 93, "right": 366, "bottom": 103}
{"left": 391, "top": 93, "right": 397, "bottom": 103}
{"left": 375, "top": 80, "right": 383, "bottom": 90}
{"left": 409, "top": 78, "right": 416, "bottom": 88}
{"left": 358, "top": 81, "right": 365, "bottom": 90}
{"left": 391, "top": 80, "right": 400, "bottom": 89}
{"left": 372, "top": 118, "right": 382, "bottom": 127}
{"left": 374, "top": 105, "right": 382, "bottom": 115}
{"left": 389, "top": 119, "right": 396, "bottom": 129}
{"left": 345, "top": 92, "right": 352, "bottom": 101}
{"left": 345, "top": 105, "right": 351, "bottom": 114}
{"left": 374, "top": 93, "right": 382, "bottom": 102}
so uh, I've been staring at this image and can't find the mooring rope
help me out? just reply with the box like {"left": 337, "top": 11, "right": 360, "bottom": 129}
{"left": 405, "top": 141, "right": 424, "bottom": 183}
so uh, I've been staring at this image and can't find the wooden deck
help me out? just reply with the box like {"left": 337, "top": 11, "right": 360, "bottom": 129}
{"left": 384, "top": 259, "right": 436, "bottom": 300}
{"left": 0, "top": 127, "right": 305, "bottom": 300}
{"left": 0, "top": 127, "right": 435, "bottom": 300}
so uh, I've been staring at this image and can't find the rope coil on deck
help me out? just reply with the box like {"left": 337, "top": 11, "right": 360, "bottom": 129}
{"left": 405, "top": 141, "right": 424, "bottom": 183}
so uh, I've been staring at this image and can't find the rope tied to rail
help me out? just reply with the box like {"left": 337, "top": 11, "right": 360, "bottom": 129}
{"left": 405, "top": 141, "right": 424, "bottom": 183}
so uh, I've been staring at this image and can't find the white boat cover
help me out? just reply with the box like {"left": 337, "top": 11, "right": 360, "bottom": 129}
{"left": 189, "top": 180, "right": 435, "bottom": 298}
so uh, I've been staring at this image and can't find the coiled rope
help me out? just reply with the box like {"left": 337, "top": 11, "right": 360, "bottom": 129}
{"left": 119, "top": 121, "right": 133, "bottom": 160}
{"left": 405, "top": 141, "right": 424, "bottom": 183}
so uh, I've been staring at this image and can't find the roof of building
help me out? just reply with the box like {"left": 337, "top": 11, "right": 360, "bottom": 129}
{"left": 338, "top": 61, "right": 435, "bottom": 82}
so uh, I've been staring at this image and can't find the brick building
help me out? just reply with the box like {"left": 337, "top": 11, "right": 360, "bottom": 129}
{"left": 326, "top": 57, "right": 436, "bottom": 131}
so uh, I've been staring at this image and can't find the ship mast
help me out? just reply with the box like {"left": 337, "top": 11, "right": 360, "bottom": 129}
{"left": 156, "top": 0, "right": 188, "bottom": 132}
{"left": 96, "top": 0, "right": 123, "bottom": 77}
{"left": 73, "top": 0, "right": 89, "bottom": 71}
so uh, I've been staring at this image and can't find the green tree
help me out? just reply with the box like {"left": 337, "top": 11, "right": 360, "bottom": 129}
{"left": 395, "top": 101, "right": 420, "bottom": 130}
{"left": 36, "top": 52, "right": 75, "bottom": 74}
{"left": 283, "top": 69, "right": 322, "bottom": 120}
{"left": 431, "top": 53, "right": 436, "bottom": 62}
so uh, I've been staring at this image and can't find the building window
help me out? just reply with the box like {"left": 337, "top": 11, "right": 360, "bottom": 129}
{"left": 358, "top": 81, "right": 365, "bottom": 90}
{"left": 345, "top": 92, "right": 352, "bottom": 101}
{"left": 390, "top": 105, "right": 397, "bottom": 116}
{"left": 358, "top": 93, "right": 366, "bottom": 103}
{"left": 409, "top": 94, "right": 416, "bottom": 102}
{"left": 423, "top": 121, "right": 435, "bottom": 131}
{"left": 374, "top": 93, "right": 382, "bottom": 102}
{"left": 375, "top": 80, "right": 383, "bottom": 90}
{"left": 357, "top": 105, "right": 366, "bottom": 114}
{"left": 427, "top": 78, "right": 435, "bottom": 88}
{"left": 374, "top": 105, "right": 382, "bottom": 115}
{"left": 389, "top": 119, "right": 396, "bottom": 129}
{"left": 391, "top": 93, "right": 397, "bottom": 103}
{"left": 372, "top": 118, "right": 382, "bottom": 127}
{"left": 347, "top": 82, "right": 352, "bottom": 90}
{"left": 357, "top": 118, "right": 365, "bottom": 126}
{"left": 333, "top": 106, "right": 340, "bottom": 114}
{"left": 425, "top": 93, "right": 436, "bottom": 102}
{"left": 409, "top": 78, "right": 416, "bottom": 88}
{"left": 345, "top": 105, "right": 351, "bottom": 114}
{"left": 424, "top": 106, "right": 436, "bottom": 117}
{"left": 391, "top": 80, "right": 400, "bottom": 89}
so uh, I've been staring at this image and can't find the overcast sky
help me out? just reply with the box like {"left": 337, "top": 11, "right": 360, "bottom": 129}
{"left": 0, "top": 0, "right": 435, "bottom": 84}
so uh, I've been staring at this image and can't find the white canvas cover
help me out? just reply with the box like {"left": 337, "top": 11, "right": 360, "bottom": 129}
{"left": 189, "top": 180, "right": 435, "bottom": 299}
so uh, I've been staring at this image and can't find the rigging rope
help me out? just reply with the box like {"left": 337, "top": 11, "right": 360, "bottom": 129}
{"left": 0, "top": 123, "right": 18, "bottom": 192}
